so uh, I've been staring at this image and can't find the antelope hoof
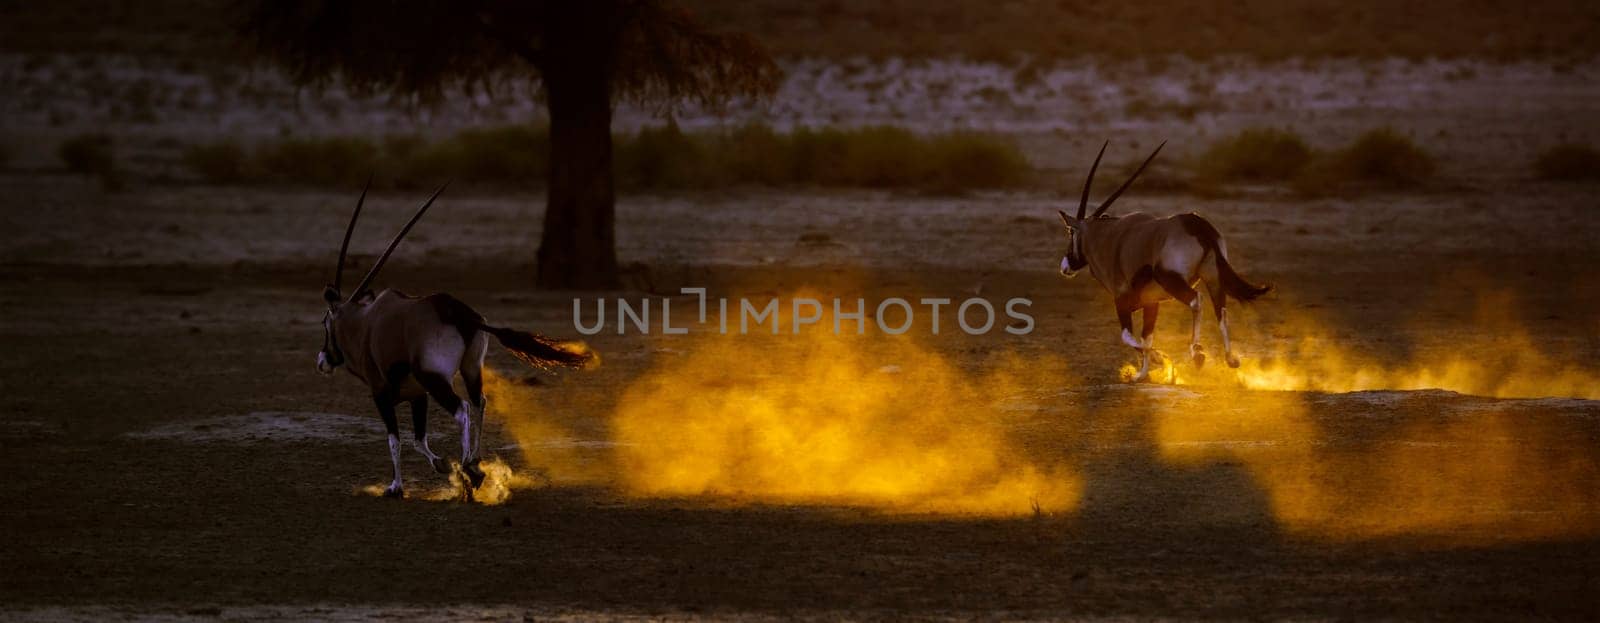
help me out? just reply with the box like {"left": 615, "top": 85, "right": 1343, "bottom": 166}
{"left": 1191, "top": 344, "right": 1206, "bottom": 368}
{"left": 464, "top": 460, "right": 486, "bottom": 489}
{"left": 1226, "top": 353, "right": 1241, "bottom": 368}
{"left": 382, "top": 484, "right": 403, "bottom": 498}
{"left": 430, "top": 456, "right": 451, "bottom": 474}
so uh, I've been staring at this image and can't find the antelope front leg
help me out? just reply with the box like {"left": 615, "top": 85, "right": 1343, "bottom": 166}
{"left": 1139, "top": 304, "right": 1160, "bottom": 383}
{"left": 1188, "top": 296, "right": 1206, "bottom": 368}
{"left": 375, "top": 399, "right": 404, "bottom": 498}
{"left": 1117, "top": 304, "right": 1151, "bottom": 382}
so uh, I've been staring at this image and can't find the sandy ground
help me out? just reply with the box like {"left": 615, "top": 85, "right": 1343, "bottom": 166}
{"left": 3, "top": 173, "right": 1599, "bottom": 619}
{"left": 3, "top": 58, "right": 1600, "bottom": 620}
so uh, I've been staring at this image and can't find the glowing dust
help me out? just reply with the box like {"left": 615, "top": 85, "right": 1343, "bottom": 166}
{"left": 607, "top": 310, "right": 1081, "bottom": 516}
{"left": 353, "top": 457, "right": 535, "bottom": 505}
{"left": 1138, "top": 292, "right": 1600, "bottom": 400}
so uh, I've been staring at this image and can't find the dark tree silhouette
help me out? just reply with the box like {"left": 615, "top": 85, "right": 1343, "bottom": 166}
{"left": 243, "top": 0, "right": 779, "bottom": 289}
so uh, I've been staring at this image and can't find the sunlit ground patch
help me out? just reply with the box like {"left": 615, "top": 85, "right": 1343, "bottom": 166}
{"left": 1153, "top": 386, "right": 1600, "bottom": 544}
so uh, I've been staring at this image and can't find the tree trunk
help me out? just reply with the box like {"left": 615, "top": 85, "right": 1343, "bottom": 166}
{"left": 536, "top": 48, "right": 620, "bottom": 290}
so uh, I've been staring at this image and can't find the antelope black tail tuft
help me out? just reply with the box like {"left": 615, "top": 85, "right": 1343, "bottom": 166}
{"left": 482, "top": 325, "right": 599, "bottom": 370}
{"left": 1216, "top": 255, "right": 1272, "bottom": 302}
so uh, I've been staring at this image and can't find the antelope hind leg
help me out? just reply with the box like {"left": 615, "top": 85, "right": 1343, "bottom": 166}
{"left": 1189, "top": 296, "right": 1206, "bottom": 368}
{"left": 1152, "top": 269, "right": 1204, "bottom": 369}
{"left": 409, "top": 398, "right": 450, "bottom": 474}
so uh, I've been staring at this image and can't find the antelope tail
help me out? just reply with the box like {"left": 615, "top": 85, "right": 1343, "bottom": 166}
{"left": 427, "top": 293, "right": 598, "bottom": 369}
{"left": 1215, "top": 254, "right": 1271, "bottom": 302}
{"left": 480, "top": 325, "right": 601, "bottom": 368}
{"left": 482, "top": 325, "right": 599, "bottom": 370}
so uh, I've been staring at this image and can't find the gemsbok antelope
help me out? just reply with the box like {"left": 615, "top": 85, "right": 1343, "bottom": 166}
{"left": 316, "top": 181, "right": 595, "bottom": 498}
{"left": 1057, "top": 141, "right": 1271, "bottom": 382}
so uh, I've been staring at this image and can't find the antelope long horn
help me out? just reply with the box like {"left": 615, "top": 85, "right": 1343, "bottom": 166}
{"left": 333, "top": 174, "right": 373, "bottom": 294}
{"left": 345, "top": 181, "right": 450, "bottom": 304}
{"left": 1091, "top": 140, "right": 1166, "bottom": 219}
{"left": 1077, "top": 141, "right": 1108, "bottom": 220}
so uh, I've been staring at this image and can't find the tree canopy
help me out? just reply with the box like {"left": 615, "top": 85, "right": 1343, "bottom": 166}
{"left": 243, "top": 0, "right": 781, "bottom": 289}
{"left": 242, "top": 0, "right": 780, "bottom": 111}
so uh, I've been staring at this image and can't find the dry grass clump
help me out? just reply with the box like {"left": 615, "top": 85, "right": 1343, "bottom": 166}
{"left": 925, "top": 132, "right": 1030, "bottom": 192}
{"left": 1534, "top": 143, "right": 1600, "bottom": 181}
{"left": 1292, "top": 128, "right": 1435, "bottom": 196}
{"left": 614, "top": 124, "right": 1027, "bottom": 193}
{"left": 1330, "top": 128, "right": 1436, "bottom": 186}
{"left": 613, "top": 123, "right": 714, "bottom": 190}
{"left": 253, "top": 137, "right": 379, "bottom": 187}
{"left": 182, "top": 123, "right": 1029, "bottom": 194}
{"left": 58, "top": 132, "right": 123, "bottom": 190}
{"left": 1196, "top": 128, "right": 1313, "bottom": 183}
{"left": 182, "top": 129, "right": 546, "bottom": 189}
{"left": 181, "top": 140, "right": 251, "bottom": 184}
{"left": 395, "top": 126, "right": 549, "bottom": 189}
{"left": 1190, "top": 127, "right": 1435, "bottom": 197}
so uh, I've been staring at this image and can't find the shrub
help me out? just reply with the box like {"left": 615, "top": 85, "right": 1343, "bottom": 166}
{"left": 390, "top": 126, "right": 547, "bottom": 188}
{"left": 182, "top": 140, "right": 251, "bottom": 184}
{"left": 1291, "top": 128, "right": 1435, "bottom": 196}
{"left": 924, "top": 132, "right": 1027, "bottom": 191}
{"left": 175, "top": 124, "right": 1032, "bottom": 194}
{"left": 836, "top": 126, "right": 926, "bottom": 187}
{"left": 59, "top": 133, "right": 123, "bottom": 190}
{"left": 1535, "top": 143, "right": 1600, "bottom": 181}
{"left": 448, "top": 125, "right": 548, "bottom": 184}
{"left": 615, "top": 123, "right": 715, "bottom": 190}
{"left": 1197, "top": 128, "right": 1311, "bottom": 182}
{"left": 59, "top": 133, "right": 116, "bottom": 176}
{"left": 786, "top": 127, "right": 852, "bottom": 186}
{"left": 255, "top": 137, "right": 378, "bottom": 187}
{"left": 719, "top": 123, "right": 793, "bottom": 186}
{"left": 1331, "top": 128, "right": 1434, "bottom": 187}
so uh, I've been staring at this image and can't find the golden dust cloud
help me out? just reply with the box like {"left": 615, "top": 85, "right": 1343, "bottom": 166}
{"left": 607, "top": 319, "right": 1081, "bottom": 516}
{"left": 1122, "top": 292, "right": 1600, "bottom": 542}
{"left": 353, "top": 457, "right": 533, "bottom": 505}
{"left": 359, "top": 288, "right": 1598, "bottom": 540}
{"left": 1131, "top": 292, "right": 1599, "bottom": 400}
{"left": 482, "top": 366, "right": 613, "bottom": 487}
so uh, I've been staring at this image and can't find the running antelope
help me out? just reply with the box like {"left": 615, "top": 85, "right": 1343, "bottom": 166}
{"left": 1057, "top": 142, "right": 1271, "bottom": 382}
{"left": 316, "top": 181, "right": 595, "bottom": 497}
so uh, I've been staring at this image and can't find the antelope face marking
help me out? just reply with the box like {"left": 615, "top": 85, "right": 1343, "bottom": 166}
{"left": 1057, "top": 211, "right": 1087, "bottom": 277}
{"left": 317, "top": 287, "right": 344, "bottom": 375}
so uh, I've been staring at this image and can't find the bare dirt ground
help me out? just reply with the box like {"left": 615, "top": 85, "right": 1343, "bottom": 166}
{"left": 3, "top": 59, "right": 1600, "bottom": 620}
